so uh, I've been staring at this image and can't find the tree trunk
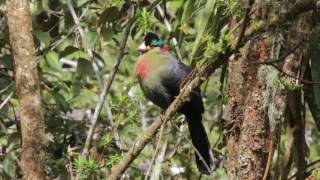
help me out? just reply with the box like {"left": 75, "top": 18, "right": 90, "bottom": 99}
{"left": 5, "top": 0, "right": 47, "bottom": 179}
{"left": 225, "top": 1, "right": 313, "bottom": 179}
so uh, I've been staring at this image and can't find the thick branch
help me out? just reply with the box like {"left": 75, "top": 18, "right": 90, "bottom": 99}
{"left": 107, "top": 53, "right": 226, "bottom": 179}
{"left": 6, "top": 0, "right": 47, "bottom": 179}
{"left": 243, "top": 0, "right": 320, "bottom": 42}
{"left": 107, "top": 0, "right": 318, "bottom": 178}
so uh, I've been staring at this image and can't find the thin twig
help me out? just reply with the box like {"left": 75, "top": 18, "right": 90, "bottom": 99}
{"left": 251, "top": 36, "right": 307, "bottom": 65}
{"left": 0, "top": 92, "right": 13, "bottom": 110}
{"left": 10, "top": 103, "right": 20, "bottom": 132}
{"left": 287, "top": 159, "right": 320, "bottom": 179}
{"left": 232, "top": 0, "right": 253, "bottom": 50}
{"left": 106, "top": 1, "right": 318, "bottom": 178}
{"left": 80, "top": 7, "right": 136, "bottom": 159}
{"left": 269, "top": 63, "right": 320, "bottom": 84}
{"left": 10, "top": 151, "right": 22, "bottom": 168}
{"left": 150, "top": 139, "right": 168, "bottom": 179}
{"left": 68, "top": 156, "right": 75, "bottom": 180}
{"left": 0, "top": 84, "right": 12, "bottom": 94}
{"left": 164, "top": 138, "right": 181, "bottom": 161}
{"left": 140, "top": 102, "right": 148, "bottom": 130}
{"left": 107, "top": 48, "right": 227, "bottom": 180}
{"left": 155, "top": 3, "right": 183, "bottom": 62}
{"left": 66, "top": 0, "right": 104, "bottom": 89}
{"left": 67, "top": 1, "right": 121, "bottom": 150}
{"left": 170, "top": 119, "right": 212, "bottom": 175}
{"left": 262, "top": 132, "right": 275, "bottom": 180}
{"left": 144, "top": 124, "right": 165, "bottom": 180}
{"left": 36, "top": 8, "right": 88, "bottom": 59}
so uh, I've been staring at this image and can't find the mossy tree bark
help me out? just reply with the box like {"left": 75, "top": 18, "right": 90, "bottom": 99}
{"left": 225, "top": 1, "right": 314, "bottom": 179}
{"left": 5, "top": 0, "right": 47, "bottom": 179}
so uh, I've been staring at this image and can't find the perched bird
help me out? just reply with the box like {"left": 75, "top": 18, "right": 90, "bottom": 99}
{"left": 136, "top": 32, "right": 212, "bottom": 174}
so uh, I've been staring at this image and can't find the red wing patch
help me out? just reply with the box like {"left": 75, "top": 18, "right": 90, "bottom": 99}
{"left": 136, "top": 60, "right": 150, "bottom": 80}
{"left": 160, "top": 47, "right": 169, "bottom": 53}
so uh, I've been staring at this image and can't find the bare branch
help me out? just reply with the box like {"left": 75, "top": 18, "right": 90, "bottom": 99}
{"left": 66, "top": 0, "right": 104, "bottom": 89}
{"left": 0, "top": 91, "right": 13, "bottom": 110}
{"left": 155, "top": 4, "right": 183, "bottom": 62}
{"left": 107, "top": 45, "right": 227, "bottom": 179}
{"left": 144, "top": 124, "right": 165, "bottom": 179}
{"left": 81, "top": 7, "right": 136, "bottom": 159}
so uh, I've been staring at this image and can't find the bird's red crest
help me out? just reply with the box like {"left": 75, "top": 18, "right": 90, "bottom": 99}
{"left": 136, "top": 60, "right": 150, "bottom": 80}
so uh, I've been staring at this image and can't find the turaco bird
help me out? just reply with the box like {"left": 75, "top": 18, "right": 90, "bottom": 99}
{"left": 136, "top": 32, "right": 212, "bottom": 174}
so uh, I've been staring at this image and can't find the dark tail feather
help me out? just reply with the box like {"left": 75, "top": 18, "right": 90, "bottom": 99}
{"left": 185, "top": 112, "right": 212, "bottom": 175}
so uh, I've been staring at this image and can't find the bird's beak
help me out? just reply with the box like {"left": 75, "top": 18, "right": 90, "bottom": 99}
{"left": 138, "top": 42, "right": 149, "bottom": 53}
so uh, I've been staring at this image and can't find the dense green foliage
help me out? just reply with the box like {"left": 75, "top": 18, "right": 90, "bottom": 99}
{"left": 0, "top": 0, "right": 320, "bottom": 179}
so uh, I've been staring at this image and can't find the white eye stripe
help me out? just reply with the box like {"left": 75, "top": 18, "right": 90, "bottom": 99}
{"left": 138, "top": 42, "right": 147, "bottom": 51}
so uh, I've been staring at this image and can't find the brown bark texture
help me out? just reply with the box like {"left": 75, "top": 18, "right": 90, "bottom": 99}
{"left": 5, "top": 0, "right": 47, "bottom": 179}
{"left": 279, "top": 12, "right": 312, "bottom": 180}
{"left": 225, "top": 41, "right": 282, "bottom": 180}
{"left": 225, "top": 1, "right": 315, "bottom": 179}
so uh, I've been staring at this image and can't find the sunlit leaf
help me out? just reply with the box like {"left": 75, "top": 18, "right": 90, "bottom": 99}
{"left": 46, "top": 51, "right": 61, "bottom": 71}
{"left": 34, "top": 31, "right": 52, "bottom": 48}
{"left": 4, "top": 154, "right": 17, "bottom": 178}
{"left": 83, "top": 30, "right": 98, "bottom": 50}
{"left": 77, "top": 0, "right": 90, "bottom": 7}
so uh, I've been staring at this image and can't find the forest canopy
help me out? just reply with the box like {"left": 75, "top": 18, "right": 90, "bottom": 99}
{"left": 1, "top": 0, "right": 320, "bottom": 179}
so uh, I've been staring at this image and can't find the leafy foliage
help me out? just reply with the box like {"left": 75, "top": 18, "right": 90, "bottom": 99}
{"left": 1, "top": 0, "right": 320, "bottom": 179}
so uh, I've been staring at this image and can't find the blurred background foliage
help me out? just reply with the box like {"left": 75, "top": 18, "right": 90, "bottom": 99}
{"left": 0, "top": 0, "right": 320, "bottom": 179}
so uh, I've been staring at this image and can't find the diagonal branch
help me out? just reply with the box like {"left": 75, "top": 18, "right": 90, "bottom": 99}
{"left": 81, "top": 8, "right": 136, "bottom": 159}
{"left": 243, "top": 0, "right": 320, "bottom": 43}
{"left": 66, "top": 0, "right": 104, "bottom": 89}
{"left": 107, "top": 51, "right": 227, "bottom": 179}
{"left": 155, "top": 3, "right": 183, "bottom": 62}
{"left": 107, "top": 0, "right": 319, "bottom": 178}
{"left": 0, "top": 91, "right": 13, "bottom": 110}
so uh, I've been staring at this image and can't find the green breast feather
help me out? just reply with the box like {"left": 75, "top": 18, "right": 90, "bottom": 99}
{"left": 136, "top": 48, "right": 173, "bottom": 86}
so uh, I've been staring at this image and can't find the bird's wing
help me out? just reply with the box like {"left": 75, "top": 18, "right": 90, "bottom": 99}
{"left": 161, "top": 62, "right": 204, "bottom": 114}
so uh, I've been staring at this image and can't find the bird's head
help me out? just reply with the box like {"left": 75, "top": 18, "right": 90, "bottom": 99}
{"left": 138, "top": 32, "right": 164, "bottom": 53}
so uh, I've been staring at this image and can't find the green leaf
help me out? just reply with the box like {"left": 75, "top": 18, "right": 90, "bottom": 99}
{"left": 51, "top": 90, "right": 71, "bottom": 113}
{"left": 97, "top": 0, "right": 124, "bottom": 9}
{"left": 77, "top": 58, "right": 94, "bottom": 77}
{"left": 181, "top": 0, "right": 195, "bottom": 25}
{"left": 6, "top": 133, "right": 21, "bottom": 152}
{"left": 77, "top": 0, "right": 90, "bottom": 7}
{"left": 98, "top": 6, "right": 120, "bottom": 25}
{"left": 83, "top": 30, "right": 98, "bottom": 50}
{"left": 317, "top": 169, "right": 320, "bottom": 180}
{"left": 191, "top": 0, "right": 221, "bottom": 62}
{"left": 0, "top": 55, "right": 14, "bottom": 69}
{"left": 57, "top": 38, "right": 75, "bottom": 52}
{"left": 59, "top": 46, "right": 79, "bottom": 58}
{"left": 70, "top": 89, "right": 98, "bottom": 108}
{"left": 34, "top": 31, "right": 52, "bottom": 48}
{"left": 46, "top": 51, "right": 61, "bottom": 71}
{"left": 62, "top": 49, "right": 88, "bottom": 60}
{"left": 100, "top": 26, "right": 114, "bottom": 42}
{"left": 4, "top": 154, "right": 17, "bottom": 178}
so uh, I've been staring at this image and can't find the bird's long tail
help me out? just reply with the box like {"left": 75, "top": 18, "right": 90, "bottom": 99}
{"left": 185, "top": 112, "right": 212, "bottom": 175}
